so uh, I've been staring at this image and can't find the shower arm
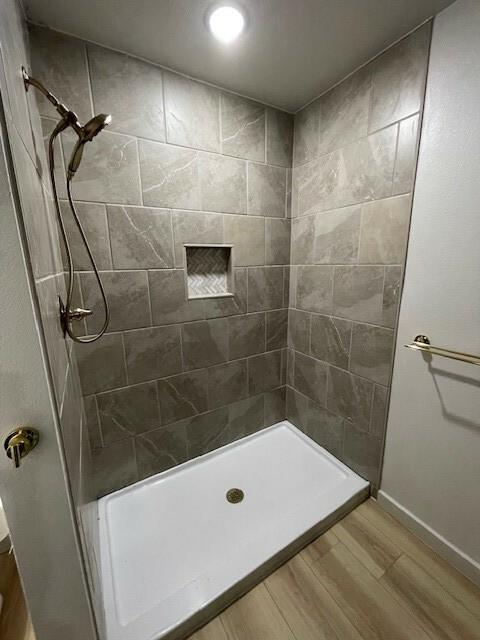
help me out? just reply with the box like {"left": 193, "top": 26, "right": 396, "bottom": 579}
{"left": 23, "top": 67, "right": 110, "bottom": 343}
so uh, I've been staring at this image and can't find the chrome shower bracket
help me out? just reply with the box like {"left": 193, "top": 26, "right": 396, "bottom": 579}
{"left": 59, "top": 297, "right": 93, "bottom": 337}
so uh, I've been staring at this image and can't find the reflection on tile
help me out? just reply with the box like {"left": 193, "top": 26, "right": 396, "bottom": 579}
{"left": 314, "top": 206, "right": 361, "bottom": 264}
{"left": 333, "top": 266, "right": 384, "bottom": 324}
{"left": 81, "top": 271, "right": 150, "bottom": 333}
{"left": 157, "top": 370, "right": 208, "bottom": 425}
{"left": 92, "top": 439, "right": 137, "bottom": 497}
{"left": 123, "top": 325, "right": 182, "bottom": 384}
{"left": 149, "top": 269, "right": 204, "bottom": 325}
{"left": 165, "top": 72, "right": 220, "bottom": 152}
{"left": 61, "top": 201, "right": 112, "bottom": 271}
{"left": 358, "top": 195, "right": 411, "bottom": 264}
{"left": 62, "top": 130, "right": 141, "bottom": 205}
{"left": 107, "top": 205, "right": 173, "bottom": 269}
{"left": 266, "top": 108, "right": 294, "bottom": 168}
{"left": 293, "top": 99, "right": 321, "bottom": 167}
{"left": 221, "top": 93, "right": 265, "bottom": 161}
{"left": 296, "top": 265, "right": 333, "bottom": 314}
{"left": 182, "top": 319, "right": 229, "bottom": 370}
{"left": 393, "top": 114, "right": 419, "bottom": 195}
{"left": 294, "top": 351, "right": 328, "bottom": 406}
{"left": 135, "top": 424, "right": 188, "bottom": 479}
{"left": 291, "top": 215, "right": 314, "bottom": 265}
{"left": 207, "top": 360, "right": 248, "bottom": 409}
{"left": 224, "top": 215, "right": 265, "bottom": 266}
{"left": 76, "top": 333, "right": 126, "bottom": 395}
{"left": 88, "top": 44, "right": 165, "bottom": 141}
{"left": 248, "top": 267, "right": 284, "bottom": 311}
{"left": 327, "top": 367, "right": 374, "bottom": 431}
{"left": 266, "top": 309, "right": 288, "bottom": 350}
{"left": 97, "top": 382, "right": 160, "bottom": 445}
{"left": 248, "top": 162, "right": 286, "bottom": 217}
{"left": 266, "top": 218, "right": 291, "bottom": 265}
{"left": 370, "top": 24, "right": 429, "bottom": 132}
{"left": 199, "top": 153, "right": 247, "bottom": 214}
{"left": 383, "top": 266, "right": 403, "bottom": 327}
{"left": 288, "top": 309, "right": 310, "bottom": 354}
{"left": 173, "top": 210, "right": 223, "bottom": 267}
{"left": 311, "top": 314, "right": 352, "bottom": 369}
{"left": 83, "top": 395, "right": 102, "bottom": 449}
{"left": 228, "top": 312, "right": 265, "bottom": 359}
{"left": 248, "top": 350, "right": 282, "bottom": 395}
{"left": 350, "top": 323, "right": 394, "bottom": 385}
{"left": 140, "top": 141, "right": 200, "bottom": 210}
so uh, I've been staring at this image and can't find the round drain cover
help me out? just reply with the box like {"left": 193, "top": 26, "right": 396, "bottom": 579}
{"left": 226, "top": 488, "right": 244, "bottom": 504}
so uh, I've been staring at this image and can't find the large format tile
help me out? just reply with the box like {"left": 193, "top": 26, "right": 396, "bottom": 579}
{"left": 123, "top": 325, "right": 182, "bottom": 384}
{"left": 370, "top": 384, "right": 389, "bottom": 437}
{"left": 221, "top": 93, "right": 265, "bottom": 161}
{"left": 81, "top": 270, "right": 150, "bottom": 333}
{"left": 358, "top": 195, "right": 411, "bottom": 264}
{"left": 29, "top": 24, "right": 92, "bottom": 122}
{"left": 291, "top": 215, "right": 314, "bottom": 265}
{"left": 173, "top": 210, "right": 223, "bottom": 267}
{"left": 350, "top": 323, "right": 394, "bottom": 385}
{"left": 293, "top": 98, "right": 321, "bottom": 167}
{"left": 228, "top": 312, "right": 265, "bottom": 359}
{"left": 287, "top": 309, "right": 310, "bottom": 354}
{"left": 248, "top": 162, "right": 286, "bottom": 218}
{"left": 92, "top": 439, "right": 137, "bottom": 497}
{"left": 302, "top": 399, "right": 345, "bottom": 458}
{"left": 76, "top": 333, "right": 127, "bottom": 395}
{"left": 343, "top": 422, "right": 383, "bottom": 485}
{"left": 185, "top": 408, "right": 230, "bottom": 458}
{"left": 199, "top": 153, "right": 247, "bottom": 214}
{"left": 136, "top": 422, "right": 188, "bottom": 479}
{"left": 62, "top": 130, "right": 141, "bottom": 205}
{"left": 148, "top": 269, "right": 204, "bottom": 325}
{"left": 61, "top": 201, "right": 112, "bottom": 271}
{"left": 182, "top": 319, "right": 229, "bottom": 370}
{"left": 248, "top": 350, "right": 283, "bottom": 395}
{"left": 327, "top": 367, "right": 374, "bottom": 430}
{"left": 310, "top": 314, "right": 352, "bottom": 369}
{"left": 97, "top": 382, "right": 160, "bottom": 445}
{"left": 107, "top": 205, "right": 173, "bottom": 269}
{"left": 88, "top": 44, "right": 165, "bottom": 141}
{"left": 165, "top": 72, "right": 220, "bottom": 152}
{"left": 370, "top": 24, "right": 430, "bottom": 132}
{"left": 83, "top": 395, "right": 102, "bottom": 449}
{"left": 224, "top": 215, "right": 265, "bottom": 266}
{"left": 207, "top": 360, "right": 248, "bottom": 410}
{"left": 296, "top": 265, "right": 333, "bottom": 314}
{"left": 266, "top": 108, "right": 294, "bottom": 168}
{"left": 333, "top": 265, "right": 384, "bottom": 324}
{"left": 266, "top": 218, "right": 291, "bottom": 265}
{"left": 204, "top": 268, "right": 247, "bottom": 318}
{"left": 265, "top": 386, "right": 286, "bottom": 425}
{"left": 382, "top": 266, "right": 403, "bottom": 327}
{"left": 227, "top": 394, "right": 265, "bottom": 441}
{"left": 140, "top": 141, "right": 200, "bottom": 209}
{"left": 293, "top": 352, "right": 328, "bottom": 406}
{"left": 393, "top": 114, "right": 420, "bottom": 195}
{"left": 157, "top": 370, "right": 208, "bottom": 425}
{"left": 266, "top": 309, "right": 288, "bottom": 350}
{"left": 248, "top": 267, "right": 284, "bottom": 311}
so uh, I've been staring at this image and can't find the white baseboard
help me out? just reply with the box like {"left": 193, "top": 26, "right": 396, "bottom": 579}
{"left": 377, "top": 491, "right": 480, "bottom": 587}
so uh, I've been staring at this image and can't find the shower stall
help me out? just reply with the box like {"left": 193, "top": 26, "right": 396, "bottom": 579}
{"left": 0, "top": 6, "right": 431, "bottom": 638}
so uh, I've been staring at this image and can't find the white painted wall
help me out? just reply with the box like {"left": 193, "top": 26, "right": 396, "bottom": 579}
{"left": 380, "top": 0, "right": 480, "bottom": 585}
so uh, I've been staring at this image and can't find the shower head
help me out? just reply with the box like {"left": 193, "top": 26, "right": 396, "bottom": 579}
{"left": 67, "top": 113, "right": 112, "bottom": 179}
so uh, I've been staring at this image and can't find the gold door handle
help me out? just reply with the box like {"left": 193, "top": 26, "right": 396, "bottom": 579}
{"left": 4, "top": 428, "right": 39, "bottom": 468}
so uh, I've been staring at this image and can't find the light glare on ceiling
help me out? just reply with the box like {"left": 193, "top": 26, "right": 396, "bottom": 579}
{"left": 208, "top": 6, "right": 245, "bottom": 43}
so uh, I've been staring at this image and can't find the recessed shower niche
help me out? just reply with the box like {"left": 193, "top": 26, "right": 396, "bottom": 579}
{"left": 185, "top": 244, "right": 234, "bottom": 299}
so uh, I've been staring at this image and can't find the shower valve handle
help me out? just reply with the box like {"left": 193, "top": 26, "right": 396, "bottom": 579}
{"left": 68, "top": 307, "right": 93, "bottom": 321}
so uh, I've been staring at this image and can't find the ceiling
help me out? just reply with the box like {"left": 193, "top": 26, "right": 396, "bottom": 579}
{"left": 25, "top": 0, "right": 454, "bottom": 112}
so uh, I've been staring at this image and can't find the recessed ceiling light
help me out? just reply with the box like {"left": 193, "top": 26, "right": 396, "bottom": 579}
{"left": 208, "top": 6, "right": 245, "bottom": 44}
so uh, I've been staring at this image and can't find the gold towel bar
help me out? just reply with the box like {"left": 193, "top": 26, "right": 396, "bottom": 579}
{"left": 404, "top": 335, "right": 480, "bottom": 366}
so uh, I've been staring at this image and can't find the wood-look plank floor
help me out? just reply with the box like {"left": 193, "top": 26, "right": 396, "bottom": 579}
{"left": 189, "top": 499, "right": 480, "bottom": 640}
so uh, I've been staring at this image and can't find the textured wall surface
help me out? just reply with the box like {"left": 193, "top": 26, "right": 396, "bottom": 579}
{"left": 288, "top": 24, "right": 431, "bottom": 489}
{"left": 29, "top": 24, "right": 293, "bottom": 497}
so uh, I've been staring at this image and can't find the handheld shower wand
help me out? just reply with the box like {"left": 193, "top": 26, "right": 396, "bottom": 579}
{"left": 22, "top": 67, "right": 111, "bottom": 343}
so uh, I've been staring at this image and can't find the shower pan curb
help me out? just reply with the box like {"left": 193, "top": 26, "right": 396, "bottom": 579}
{"left": 99, "top": 421, "right": 369, "bottom": 640}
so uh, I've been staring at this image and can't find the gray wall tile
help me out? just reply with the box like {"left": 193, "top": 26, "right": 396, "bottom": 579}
{"left": 296, "top": 265, "right": 333, "bottom": 313}
{"left": 173, "top": 210, "right": 223, "bottom": 267}
{"left": 165, "top": 72, "right": 220, "bottom": 152}
{"left": 61, "top": 201, "right": 112, "bottom": 271}
{"left": 227, "top": 395, "right": 265, "bottom": 440}
{"left": 224, "top": 215, "right": 265, "bottom": 266}
{"left": 221, "top": 93, "right": 265, "bottom": 161}
{"left": 293, "top": 351, "right": 328, "bottom": 406}
{"left": 265, "top": 387, "right": 286, "bottom": 425}
{"left": 293, "top": 98, "right": 321, "bottom": 167}
{"left": 288, "top": 309, "right": 310, "bottom": 354}
{"left": 302, "top": 400, "right": 345, "bottom": 459}
{"left": 199, "top": 152, "right": 247, "bottom": 214}
{"left": 333, "top": 265, "right": 384, "bottom": 324}
{"left": 266, "top": 108, "right": 294, "bottom": 168}
{"left": 157, "top": 370, "right": 208, "bottom": 425}
{"left": 266, "top": 218, "right": 291, "bottom": 265}
{"left": 136, "top": 423, "right": 188, "bottom": 479}
{"left": 350, "top": 323, "right": 394, "bottom": 385}
{"left": 291, "top": 215, "right": 314, "bottom": 264}
{"left": 182, "top": 319, "right": 229, "bottom": 370}
{"left": 97, "top": 382, "right": 160, "bottom": 445}
{"left": 88, "top": 44, "right": 165, "bottom": 142}
{"left": 123, "top": 325, "right": 182, "bottom": 384}
{"left": 311, "top": 314, "right": 352, "bottom": 369}
{"left": 327, "top": 367, "right": 374, "bottom": 430}
{"left": 83, "top": 395, "right": 102, "bottom": 450}
{"left": 140, "top": 141, "right": 200, "bottom": 209}
{"left": 204, "top": 268, "right": 247, "bottom": 318}
{"left": 92, "top": 438, "right": 137, "bottom": 497}
{"left": 383, "top": 266, "right": 403, "bottom": 327}
{"left": 76, "top": 333, "right": 127, "bottom": 395}
{"left": 343, "top": 422, "right": 383, "bottom": 485}
{"left": 314, "top": 206, "right": 361, "bottom": 264}
{"left": 207, "top": 360, "right": 248, "bottom": 409}
{"left": 393, "top": 114, "right": 420, "bottom": 195}
{"left": 248, "top": 266, "right": 284, "bottom": 311}
{"left": 185, "top": 408, "right": 230, "bottom": 458}
{"left": 248, "top": 350, "right": 283, "bottom": 395}
{"left": 370, "top": 384, "right": 389, "bottom": 437}
{"left": 286, "top": 386, "right": 309, "bottom": 431}
{"left": 358, "top": 195, "right": 411, "bottom": 264}
{"left": 149, "top": 269, "right": 204, "bottom": 325}
{"left": 81, "top": 270, "right": 151, "bottom": 333}
{"left": 228, "top": 312, "right": 265, "bottom": 359}
{"left": 266, "top": 309, "right": 288, "bottom": 350}
{"left": 248, "top": 162, "right": 286, "bottom": 217}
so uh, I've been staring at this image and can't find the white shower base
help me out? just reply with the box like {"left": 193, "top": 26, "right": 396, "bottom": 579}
{"left": 98, "top": 420, "right": 369, "bottom": 640}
